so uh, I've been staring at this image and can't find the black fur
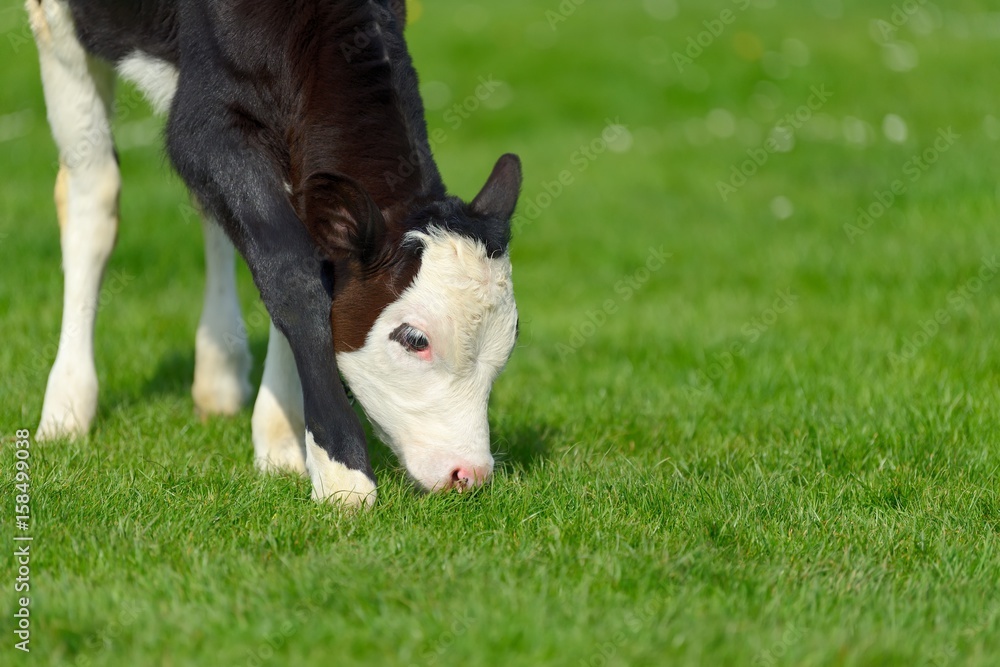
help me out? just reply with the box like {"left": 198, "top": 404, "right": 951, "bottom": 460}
{"left": 59, "top": 0, "right": 522, "bottom": 485}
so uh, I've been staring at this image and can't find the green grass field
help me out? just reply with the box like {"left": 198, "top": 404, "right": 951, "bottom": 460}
{"left": 3, "top": 0, "right": 1000, "bottom": 664}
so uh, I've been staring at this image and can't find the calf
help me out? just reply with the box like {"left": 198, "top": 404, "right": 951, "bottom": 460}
{"left": 27, "top": 0, "right": 522, "bottom": 508}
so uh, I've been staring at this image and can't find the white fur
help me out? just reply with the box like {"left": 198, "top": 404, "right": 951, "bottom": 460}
{"left": 116, "top": 51, "right": 178, "bottom": 115}
{"left": 31, "top": 0, "right": 119, "bottom": 440}
{"left": 252, "top": 323, "right": 307, "bottom": 474}
{"left": 336, "top": 229, "right": 517, "bottom": 491}
{"left": 27, "top": 2, "right": 517, "bottom": 506}
{"left": 192, "top": 216, "right": 252, "bottom": 415}
{"left": 305, "top": 430, "right": 376, "bottom": 508}
{"left": 30, "top": 2, "right": 244, "bottom": 438}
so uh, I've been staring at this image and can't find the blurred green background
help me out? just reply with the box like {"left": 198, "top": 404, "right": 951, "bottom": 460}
{"left": 2, "top": 0, "right": 999, "bottom": 665}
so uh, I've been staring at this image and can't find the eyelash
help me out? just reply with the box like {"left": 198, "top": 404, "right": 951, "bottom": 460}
{"left": 390, "top": 324, "right": 429, "bottom": 353}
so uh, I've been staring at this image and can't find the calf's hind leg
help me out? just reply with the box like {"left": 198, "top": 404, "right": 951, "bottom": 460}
{"left": 192, "top": 215, "right": 253, "bottom": 416}
{"left": 30, "top": 0, "right": 119, "bottom": 440}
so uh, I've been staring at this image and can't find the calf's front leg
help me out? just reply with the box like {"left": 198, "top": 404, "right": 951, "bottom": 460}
{"left": 252, "top": 322, "right": 307, "bottom": 476}
{"left": 166, "top": 100, "right": 375, "bottom": 508}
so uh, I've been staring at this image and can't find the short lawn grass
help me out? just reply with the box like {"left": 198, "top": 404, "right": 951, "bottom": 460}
{"left": 2, "top": 0, "right": 999, "bottom": 665}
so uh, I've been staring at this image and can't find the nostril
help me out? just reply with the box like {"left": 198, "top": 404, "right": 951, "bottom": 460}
{"left": 449, "top": 465, "right": 491, "bottom": 492}
{"left": 451, "top": 467, "right": 471, "bottom": 491}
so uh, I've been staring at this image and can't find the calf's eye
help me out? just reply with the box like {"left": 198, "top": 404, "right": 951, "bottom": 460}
{"left": 389, "top": 323, "right": 429, "bottom": 353}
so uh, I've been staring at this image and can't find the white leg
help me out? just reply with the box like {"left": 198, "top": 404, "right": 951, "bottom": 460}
{"left": 251, "top": 322, "right": 307, "bottom": 474}
{"left": 191, "top": 216, "right": 252, "bottom": 415}
{"left": 306, "top": 430, "right": 376, "bottom": 509}
{"left": 32, "top": 0, "right": 119, "bottom": 440}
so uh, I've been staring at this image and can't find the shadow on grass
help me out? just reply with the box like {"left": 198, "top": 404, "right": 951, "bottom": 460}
{"left": 103, "top": 336, "right": 270, "bottom": 413}
{"left": 105, "top": 338, "right": 551, "bottom": 476}
{"left": 94, "top": 350, "right": 192, "bottom": 420}
{"left": 492, "top": 418, "right": 552, "bottom": 474}
{"left": 139, "top": 349, "right": 195, "bottom": 402}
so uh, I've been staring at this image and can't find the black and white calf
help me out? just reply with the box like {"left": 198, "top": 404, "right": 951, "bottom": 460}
{"left": 28, "top": 0, "right": 522, "bottom": 508}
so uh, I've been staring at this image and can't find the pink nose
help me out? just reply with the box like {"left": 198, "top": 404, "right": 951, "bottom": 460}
{"left": 449, "top": 464, "right": 493, "bottom": 492}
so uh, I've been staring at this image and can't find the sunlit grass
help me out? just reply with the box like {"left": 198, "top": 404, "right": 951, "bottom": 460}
{"left": 2, "top": 0, "right": 999, "bottom": 665}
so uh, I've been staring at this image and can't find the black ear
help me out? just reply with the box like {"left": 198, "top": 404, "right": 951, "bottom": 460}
{"left": 297, "top": 172, "right": 386, "bottom": 266}
{"left": 470, "top": 154, "right": 522, "bottom": 220}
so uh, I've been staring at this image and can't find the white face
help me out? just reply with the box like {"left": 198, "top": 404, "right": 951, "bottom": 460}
{"left": 336, "top": 229, "right": 518, "bottom": 492}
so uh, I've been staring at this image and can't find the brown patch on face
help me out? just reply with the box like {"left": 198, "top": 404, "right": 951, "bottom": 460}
{"left": 330, "top": 249, "right": 422, "bottom": 353}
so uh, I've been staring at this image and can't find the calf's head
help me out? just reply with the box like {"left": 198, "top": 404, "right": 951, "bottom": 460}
{"left": 300, "top": 155, "right": 522, "bottom": 492}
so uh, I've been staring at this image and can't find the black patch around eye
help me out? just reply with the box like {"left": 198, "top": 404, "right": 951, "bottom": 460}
{"left": 389, "top": 323, "right": 429, "bottom": 352}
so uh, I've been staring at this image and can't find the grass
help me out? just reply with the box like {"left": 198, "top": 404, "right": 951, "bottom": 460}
{"left": 2, "top": 0, "right": 1000, "bottom": 664}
